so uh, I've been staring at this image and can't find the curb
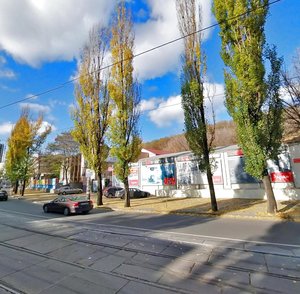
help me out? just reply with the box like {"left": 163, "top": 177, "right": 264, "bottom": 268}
{"left": 94, "top": 206, "right": 299, "bottom": 222}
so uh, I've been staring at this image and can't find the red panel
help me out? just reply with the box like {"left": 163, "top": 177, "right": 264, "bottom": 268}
{"left": 235, "top": 149, "right": 244, "bottom": 156}
{"left": 164, "top": 178, "right": 176, "bottom": 185}
{"left": 129, "top": 180, "right": 138, "bottom": 186}
{"left": 293, "top": 158, "right": 300, "bottom": 163}
{"left": 270, "top": 171, "right": 294, "bottom": 183}
{"left": 213, "top": 175, "right": 223, "bottom": 184}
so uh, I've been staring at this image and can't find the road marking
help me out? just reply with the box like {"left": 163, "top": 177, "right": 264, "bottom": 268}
{"left": 1, "top": 208, "right": 300, "bottom": 249}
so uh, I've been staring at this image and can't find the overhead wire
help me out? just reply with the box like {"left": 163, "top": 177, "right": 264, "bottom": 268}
{"left": 0, "top": 0, "right": 282, "bottom": 111}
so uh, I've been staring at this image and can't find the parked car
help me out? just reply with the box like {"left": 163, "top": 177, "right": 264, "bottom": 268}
{"left": 116, "top": 188, "right": 150, "bottom": 199}
{"left": 55, "top": 186, "right": 83, "bottom": 195}
{"left": 103, "top": 186, "right": 124, "bottom": 198}
{"left": 43, "top": 195, "right": 93, "bottom": 216}
{"left": 0, "top": 190, "right": 8, "bottom": 201}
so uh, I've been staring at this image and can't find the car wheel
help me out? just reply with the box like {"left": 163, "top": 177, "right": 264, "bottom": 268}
{"left": 43, "top": 205, "right": 49, "bottom": 213}
{"left": 63, "top": 191, "right": 67, "bottom": 195}
{"left": 108, "top": 193, "right": 113, "bottom": 198}
{"left": 63, "top": 208, "right": 70, "bottom": 216}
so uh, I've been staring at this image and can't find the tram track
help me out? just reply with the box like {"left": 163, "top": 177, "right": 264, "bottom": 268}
{"left": 1, "top": 207, "right": 300, "bottom": 293}
{"left": 1, "top": 218, "right": 300, "bottom": 284}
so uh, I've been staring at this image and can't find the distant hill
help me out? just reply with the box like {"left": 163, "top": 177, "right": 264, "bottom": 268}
{"left": 143, "top": 115, "right": 299, "bottom": 153}
{"left": 143, "top": 120, "right": 237, "bottom": 153}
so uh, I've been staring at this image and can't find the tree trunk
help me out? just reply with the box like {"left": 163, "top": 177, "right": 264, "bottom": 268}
{"left": 124, "top": 177, "right": 130, "bottom": 207}
{"left": 14, "top": 180, "right": 19, "bottom": 194}
{"left": 262, "top": 172, "right": 277, "bottom": 214}
{"left": 97, "top": 172, "right": 103, "bottom": 206}
{"left": 206, "top": 165, "right": 218, "bottom": 212}
{"left": 21, "top": 179, "right": 26, "bottom": 196}
{"left": 65, "top": 168, "right": 69, "bottom": 184}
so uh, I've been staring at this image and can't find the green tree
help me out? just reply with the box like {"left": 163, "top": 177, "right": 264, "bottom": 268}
{"left": 72, "top": 26, "right": 111, "bottom": 206}
{"left": 108, "top": 2, "right": 141, "bottom": 207}
{"left": 46, "top": 132, "right": 80, "bottom": 185}
{"left": 176, "top": 0, "right": 218, "bottom": 211}
{"left": 213, "top": 0, "right": 283, "bottom": 213}
{"left": 6, "top": 109, "right": 51, "bottom": 196}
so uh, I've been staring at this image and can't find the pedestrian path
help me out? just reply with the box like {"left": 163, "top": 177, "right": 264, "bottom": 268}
{"left": 0, "top": 213, "right": 299, "bottom": 294}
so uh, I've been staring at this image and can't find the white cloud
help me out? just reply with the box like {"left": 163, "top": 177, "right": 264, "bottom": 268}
{"left": 49, "top": 99, "right": 67, "bottom": 108}
{"left": 38, "top": 121, "right": 56, "bottom": 134}
{"left": 19, "top": 102, "right": 51, "bottom": 113}
{"left": 0, "top": 0, "right": 213, "bottom": 81}
{"left": 203, "top": 83, "right": 226, "bottom": 119}
{"left": 0, "top": 122, "right": 14, "bottom": 134}
{"left": 0, "top": 0, "right": 117, "bottom": 66}
{"left": 139, "top": 97, "right": 163, "bottom": 112}
{"left": 0, "top": 69, "right": 16, "bottom": 79}
{"left": 148, "top": 95, "right": 183, "bottom": 127}
{"left": 147, "top": 83, "right": 226, "bottom": 128}
{"left": 134, "top": 0, "right": 213, "bottom": 80}
{"left": 0, "top": 55, "right": 16, "bottom": 79}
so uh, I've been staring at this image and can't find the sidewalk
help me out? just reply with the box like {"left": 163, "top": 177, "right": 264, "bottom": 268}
{"left": 90, "top": 193, "right": 300, "bottom": 222}
{"left": 21, "top": 190, "right": 300, "bottom": 222}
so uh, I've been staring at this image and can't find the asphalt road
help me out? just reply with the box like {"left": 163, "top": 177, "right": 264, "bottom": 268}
{"left": 1, "top": 197, "right": 300, "bottom": 246}
{"left": 0, "top": 197, "right": 300, "bottom": 293}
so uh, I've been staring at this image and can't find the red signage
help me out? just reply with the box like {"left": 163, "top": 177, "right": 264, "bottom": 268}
{"left": 164, "top": 178, "right": 176, "bottom": 185}
{"left": 213, "top": 175, "right": 223, "bottom": 184}
{"left": 270, "top": 171, "right": 294, "bottom": 183}
{"left": 129, "top": 179, "right": 139, "bottom": 186}
{"left": 235, "top": 149, "right": 243, "bottom": 156}
{"left": 293, "top": 158, "right": 300, "bottom": 163}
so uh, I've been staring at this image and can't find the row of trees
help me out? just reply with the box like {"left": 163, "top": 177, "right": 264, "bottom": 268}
{"left": 176, "top": 0, "right": 287, "bottom": 214}
{"left": 4, "top": 1, "right": 298, "bottom": 214}
{"left": 3, "top": 2, "right": 141, "bottom": 207}
{"left": 72, "top": 2, "right": 141, "bottom": 207}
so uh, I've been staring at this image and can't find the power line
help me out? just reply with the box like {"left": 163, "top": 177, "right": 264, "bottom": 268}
{"left": 0, "top": 0, "right": 282, "bottom": 111}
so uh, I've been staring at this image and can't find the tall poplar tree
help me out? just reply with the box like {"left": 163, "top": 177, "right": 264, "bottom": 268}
{"left": 72, "top": 26, "right": 111, "bottom": 206}
{"left": 108, "top": 2, "right": 141, "bottom": 208}
{"left": 213, "top": 0, "right": 283, "bottom": 213}
{"left": 176, "top": 0, "right": 218, "bottom": 211}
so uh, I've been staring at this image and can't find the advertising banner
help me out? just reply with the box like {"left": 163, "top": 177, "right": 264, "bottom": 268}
{"left": 270, "top": 171, "right": 294, "bottom": 183}
{"left": 228, "top": 157, "right": 259, "bottom": 184}
{"left": 128, "top": 164, "right": 139, "bottom": 187}
{"left": 141, "top": 164, "right": 162, "bottom": 185}
{"left": 177, "top": 158, "right": 223, "bottom": 185}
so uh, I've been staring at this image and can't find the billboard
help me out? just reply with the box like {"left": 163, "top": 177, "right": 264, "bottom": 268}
{"left": 141, "top": 164, "right": 162, "bottom": 185}
{"left": 176, "top": 158, "right": 223, "bottom": 185}
{"left": 228, "top": 157, "right": 259, "bottom": 184}
{"left": 128, "top": 164, "right": 139, "bottom": 187}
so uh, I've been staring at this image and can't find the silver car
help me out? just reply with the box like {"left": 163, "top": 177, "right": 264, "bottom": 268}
{"left": 55, "top": 186, "right": 83, "bottom": 195}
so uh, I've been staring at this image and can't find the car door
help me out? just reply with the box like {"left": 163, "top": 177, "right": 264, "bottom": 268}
{"left": 49, "top": 198, "right": 60, "bottom": 212}
{"left": 56, "top": 197, "right": 67, "bottom": 212}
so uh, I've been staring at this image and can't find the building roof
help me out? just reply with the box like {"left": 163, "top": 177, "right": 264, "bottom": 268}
{"left": 142, "top": 148, "right": 172, "bottom": 155}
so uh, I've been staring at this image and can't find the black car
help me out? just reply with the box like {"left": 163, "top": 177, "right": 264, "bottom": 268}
{"left": 103, "top": 186, "right": 124, "bottom": 198}
{"left": 116, "top": 188, "right": 150, "bottom": 199}
{"left": 43, "top": 195, "right": 93, "bottom": 216}
{"left": 0, "top": 190, "right": 8, "bottom": 201}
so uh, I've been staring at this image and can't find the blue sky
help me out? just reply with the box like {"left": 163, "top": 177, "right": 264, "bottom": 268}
{"left": 0, "top": 0, "right": 299, "bottom": 144}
